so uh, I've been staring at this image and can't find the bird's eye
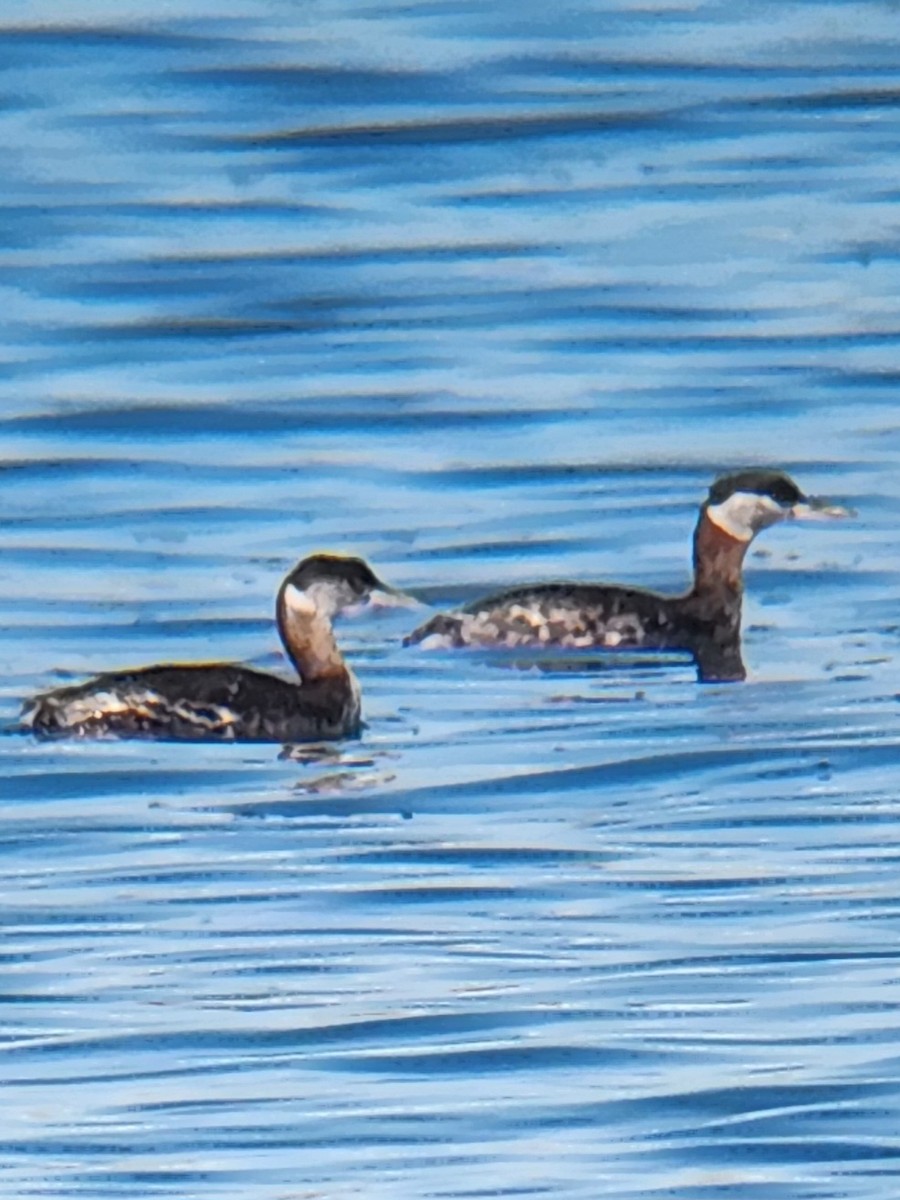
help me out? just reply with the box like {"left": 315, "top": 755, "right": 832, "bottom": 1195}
{"left": 771, "top": 484, "right": 796, "bottom": 505}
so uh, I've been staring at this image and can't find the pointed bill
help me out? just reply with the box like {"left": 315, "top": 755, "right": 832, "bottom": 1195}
{"left": 791, "top": 496, "right": 856, "bottom": 521}
{"left": 367, "top": 586, "right": 422, "bottom": 610}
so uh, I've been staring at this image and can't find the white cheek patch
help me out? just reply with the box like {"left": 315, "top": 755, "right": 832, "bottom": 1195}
{"left": 282, "top": 583, "right": 317, "bottom": 617}
{"left": 707, "top": 492, "right": 785, "bottom": 542}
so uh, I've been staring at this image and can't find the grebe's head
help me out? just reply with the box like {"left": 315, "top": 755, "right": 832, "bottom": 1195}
{"left": 278, "top": 554, "right": 396, "bottom": 622}
{"left": 704, "top": 469, "right": 853, "bottom": 543}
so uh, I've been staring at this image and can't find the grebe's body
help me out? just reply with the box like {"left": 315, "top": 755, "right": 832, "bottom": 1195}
{"left": 23, "top": 555, "right": 393, "bottom": 742}
{"left": 24, "top": 663, "right": 361, "bottom": 743}
{"left": 405, "top": 470, "right": 851, "bottom": 682}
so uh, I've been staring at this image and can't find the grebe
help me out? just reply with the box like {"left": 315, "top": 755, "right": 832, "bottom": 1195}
{"left": 23, "top": 554, "right": 396, "bottom": 741}
{"left": 404, "top": 469, "right": 852, "bottom": 682}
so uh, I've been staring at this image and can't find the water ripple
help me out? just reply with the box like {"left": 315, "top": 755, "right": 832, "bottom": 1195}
{"left": 1, "top": 3, "right": 900, "bottom": 1198}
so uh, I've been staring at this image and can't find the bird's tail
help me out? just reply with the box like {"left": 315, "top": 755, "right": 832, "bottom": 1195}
{"left": 402, "top": 612, "right": 466, "bottom": 648}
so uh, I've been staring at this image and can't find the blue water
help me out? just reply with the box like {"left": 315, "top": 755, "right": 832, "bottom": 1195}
{"left": 2, "top": 2, "right": 900, "bottom": 1196}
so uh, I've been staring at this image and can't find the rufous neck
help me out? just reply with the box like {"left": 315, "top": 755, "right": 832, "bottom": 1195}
{"left": 278, "top": 605, "right": 348, "bottom": 684}
{"left": 691, "top": 508, "right": 750, "bottom": 596}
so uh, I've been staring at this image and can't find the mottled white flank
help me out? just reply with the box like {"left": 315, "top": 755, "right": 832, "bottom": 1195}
{"left": 55, "top": 688, "right": 161, "bottom": 727}
{"left": 411, "top": 594, "right": 657, "bottom": 651}
{"left": 508, "top": 604, "right": 543, "bottom": 629}
{"left": 23, "top": 686, "right": 241, "bottom": 735}
{"left": 282, "top": 583, "right": 317, "bottom": 616}
{"left": 417, "top": 631, "right": 453, "bottom": 651}
{"left": 170, "top": 700, "right": 239, "bottom": 732}
{"left": 706, "top": 491, "right": 785, "bottom": 542}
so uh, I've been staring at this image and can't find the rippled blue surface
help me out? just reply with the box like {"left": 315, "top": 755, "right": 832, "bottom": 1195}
{"left": 2, "top": 2, "right": 900, "bottom": 1196}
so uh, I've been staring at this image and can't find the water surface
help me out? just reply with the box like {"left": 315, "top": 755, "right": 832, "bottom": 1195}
{"left": 1, "top": 2, "right": 900, "bottom": 1197}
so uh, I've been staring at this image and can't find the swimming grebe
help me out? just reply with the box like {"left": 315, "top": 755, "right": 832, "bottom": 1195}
{"left": 23, "top": 554, "right": 395, "bottom": 741}
{"left": 404, "top": 469, "right": 852, "bottom": 682}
